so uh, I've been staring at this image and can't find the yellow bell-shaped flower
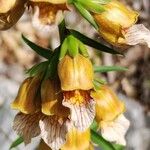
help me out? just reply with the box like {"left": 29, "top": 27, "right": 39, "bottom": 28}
{"left": 0, "top": 0, "right": 27, "bottom": 30}
{"left": 91, "top": 85, "right": 125, "bottom": 124}
{"left": 93, "top": 0, "right": 139, "bottom": 46}
{"left": 58, "top": 54, "right": 94, "bottom": 91}
{"left": 11, "top": 75, "right": 42, "bottom": 114}
{"left": 62, "top": 128, "right": 91, "bottom": 150}
{"left": 41, "top": 78, "right": 70, "bottom": 117}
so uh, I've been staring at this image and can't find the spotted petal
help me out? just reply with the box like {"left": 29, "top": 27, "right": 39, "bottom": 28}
{"left": 13, "top": 112, "right": 42, "bottom": 144}
{"left": 39, "top": 116, "right": 71, "bottom": 150}
{"left": 63, "top": 99, "right": 95, "bottom": 131}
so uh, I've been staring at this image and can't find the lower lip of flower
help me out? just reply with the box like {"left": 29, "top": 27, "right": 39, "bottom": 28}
{"left": 63, "top": 90, "right": 92, "bottom": 106}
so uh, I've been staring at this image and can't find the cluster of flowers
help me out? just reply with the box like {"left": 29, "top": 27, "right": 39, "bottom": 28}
{"left": 0, "top": 0, "right": 149, "bottom": 150}
{"left": 11, "top": 52, "right": 129, "bottom": 150}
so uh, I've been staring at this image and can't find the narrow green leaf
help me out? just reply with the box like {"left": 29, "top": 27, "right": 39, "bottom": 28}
{"left": 79, "top": 41, "right": 89, "bottom": 57}
{"left": 26, "top": 61, "right": 49, "bottom": 77}
{"left": 90, "top": 120, "right": 98, "bottom": 131}
{"left": 45, "top": 48, "right": 60, "bottom": 79}
{"left": 58, "top": 19, "right": 68, "bottom": 43}
{"left": 22, "top": 34, "right": 52, "bottom": 59}
{"left": 112, "top": 144, "right": 125, "bottom": 150}
{"left": 10, "top": 137, "right": 24, "bottom": 149}
{"left": 74, "top": 2, "right": 99, "bottom": 30}
{"left": 91, "top": 130, "right": 115, "bottom": 150}
{"left": 94, "top": 66, "right": 128, "bottom": 73}
{"left": 69, "top": 29, "right": 123, "bottom": 55}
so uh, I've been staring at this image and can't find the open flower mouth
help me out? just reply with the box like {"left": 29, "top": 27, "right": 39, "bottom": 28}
{"left": 63, "top": 90, "right": 96, "bottom": 132}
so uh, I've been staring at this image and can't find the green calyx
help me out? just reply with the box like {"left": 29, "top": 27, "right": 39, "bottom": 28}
{"left": 70, "top": 0, "right": 111, "bottom": 30}
{"left": 59, "top": 35, "right": 89, "bottom": 59}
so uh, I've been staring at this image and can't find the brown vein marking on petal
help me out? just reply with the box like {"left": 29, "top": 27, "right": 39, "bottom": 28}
{"left": 0, "top": 0, "right": 27, "bottom": 30}
{"left": 28, "top": 2, "right": 67, "bottom": 25}
{"left": 39, "top": 116, "right": 71, "bottom": 150}
{"left": 125, "top": 24, "right": 150, "bottom": 48}
{"left": 13, "top": 112, "right": 42, "bottom": 144}
{"left": 63, "top": 91, "right": 95, "bottom": 131}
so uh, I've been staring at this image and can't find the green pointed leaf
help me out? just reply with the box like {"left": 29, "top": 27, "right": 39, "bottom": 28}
{"left": 22, "top": 35, "right": 52, "bottom": 59}
{"left": 58, "top": 19, "right": 68, "bottom": 43}
{"left": 74, "top": 2, "right": 99, "bottom": 30}
{"left": 45, "top": 48, "right": 60, "bottom": 79}
{"left": 69, "top": 29, "right": 123, "bottom": 55}
{"left": 94, "top": 66, "right": 128, "bottom": 73}
{"left": 10, "top": 137, "right": 24, "bottom": 149}
{"left": 91, "top": 130, "right": 116, "bottom": 150}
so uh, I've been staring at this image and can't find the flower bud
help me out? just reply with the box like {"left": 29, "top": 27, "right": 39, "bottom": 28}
{"left": 41, "top": 79, "right": 70, "bottom": 116}
{"left": 91, "top": 85, "right": 125, "bottom": 123}
{"left": 93, "top": 0, "right": 138, "bottom": 46}
{"left": 58, "top": 54, "right": 94, "bottom": 91}
{"left": 11, "top": 75, "right": 42, "bottom": 114}
{"left": 0, "top": 0, "right": 27, "bottom": 30}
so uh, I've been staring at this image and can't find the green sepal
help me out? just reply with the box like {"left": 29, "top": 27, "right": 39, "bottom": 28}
{"left": 59, "top": 38, "right": 68, "bottom": 60}
{"left": 94, "top": 66, "right": 128, "bottom": 73}
{"left": 67, "top": 35, "right": 79, "bottom": 57}
{"left": 93, "top": 80, "right": 101, "bottom": 91}
{"left": 94, "top": 78, "right": 107, "bottom": 85}
{"left": 69, "top": 29, "right": 123, "bottom": 55}
{"left": 22, "top": 35, "right": 52, "bottom": 59}
{"left": 59, "top": 35, "right": 89, "bottom": 59}
{"left": 77, "top": 0, "right": 106, "bottom": 13}
{"left": 79, "top": 41, "right": 89, "bottom": 57}
{"left": 9, "top": 137, "right": 24, "bottom": 149}
{"left": 74, "top": 2, "right": 99, "bottom": 30}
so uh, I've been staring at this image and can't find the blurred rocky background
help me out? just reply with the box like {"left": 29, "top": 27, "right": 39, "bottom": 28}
{"left": 0, "top": 0, "right": 150, "bottom": 150}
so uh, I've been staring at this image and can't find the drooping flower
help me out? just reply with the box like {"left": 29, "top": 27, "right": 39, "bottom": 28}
{"left": 91, "top": 85, "right": 130, "bottom": 146}
{"left": 0, "top": 0, "right": 68, "bottom": 30}
{"left": 58, "top": 54, "right": 96, "bottom": 132}
{"left": 93, "top": 0, "right": 150, "bottom": 48}
{"left": 11, "top": 74, "right": 92, "bottom": 150}
{"left": 29, "top": 0, "right": 68, "bottom": 30}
